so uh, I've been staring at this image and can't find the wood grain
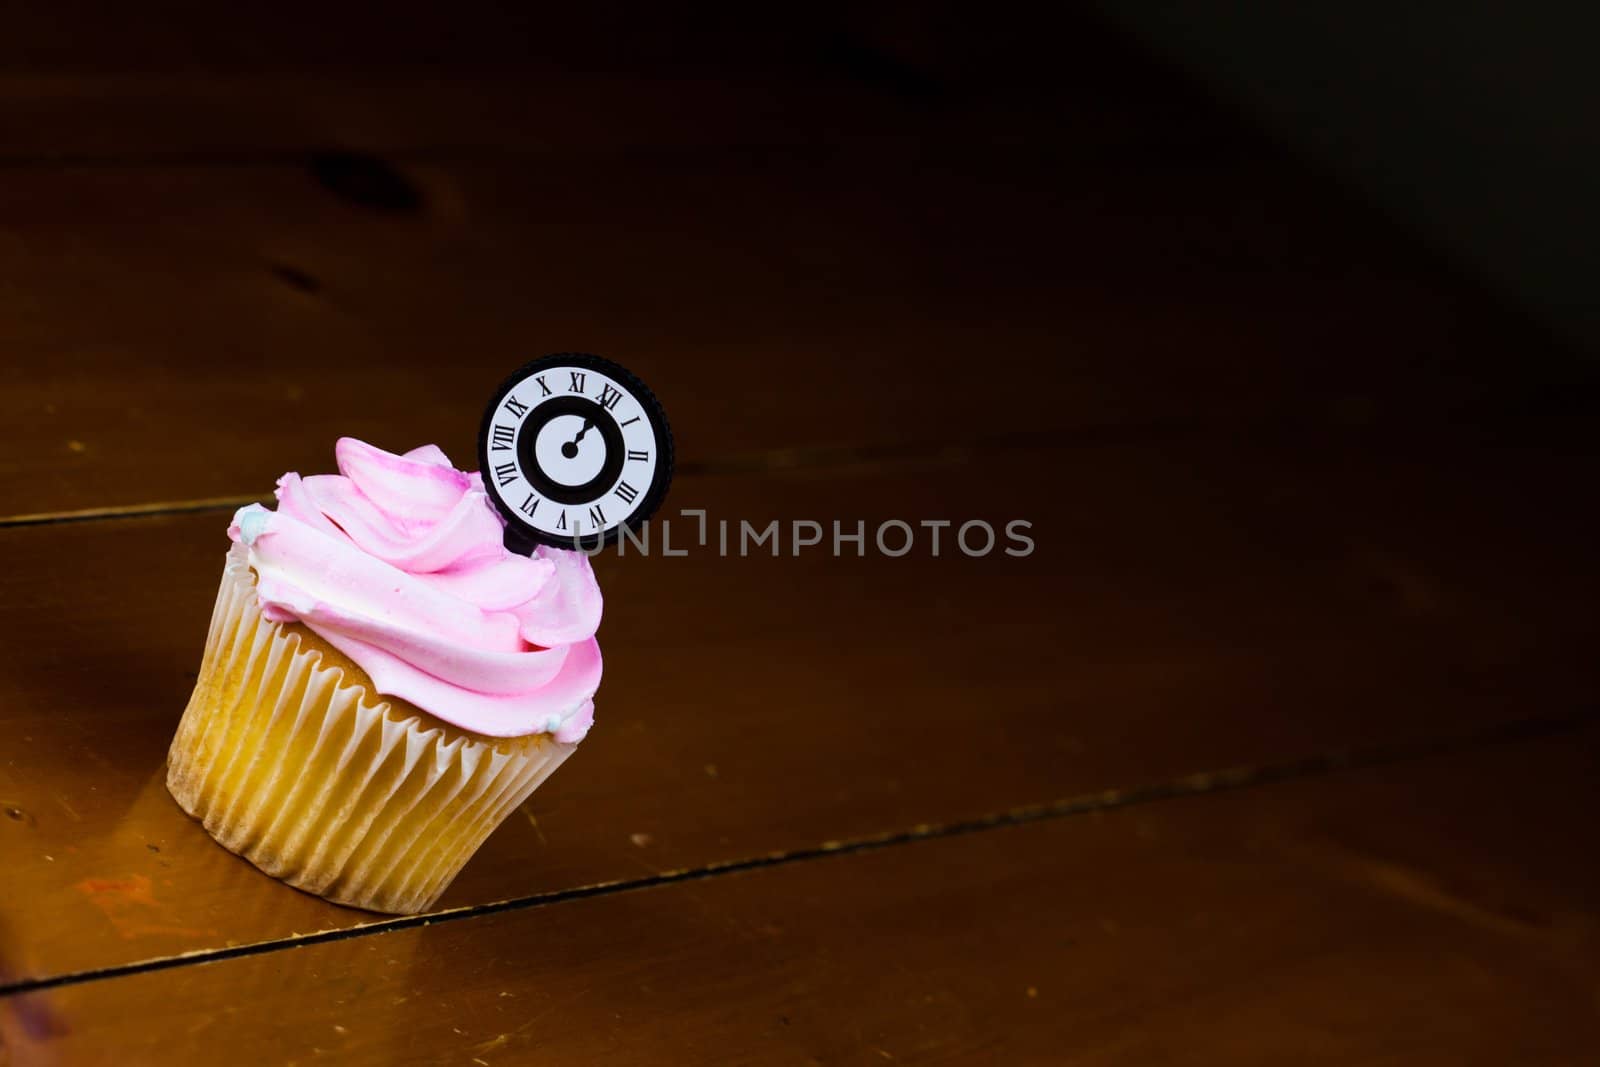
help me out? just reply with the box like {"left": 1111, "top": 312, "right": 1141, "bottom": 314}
{"left": 2, "top": 437, "right": 1593, "bottom": 984}
{"left": 0, "top": 147, "right": 1565, "bottom": 518}
{"left": 0, "top": 5, "right": 1247, "bottom": 160}
{"left": 7, "top": 725, "right": 1596, "bottom": 1064}
{"left": 6, "top": 7, "right": 1440, "bottom": 521}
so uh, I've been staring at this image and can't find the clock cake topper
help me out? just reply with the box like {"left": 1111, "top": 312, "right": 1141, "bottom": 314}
{"left": 478, "top": 353, "right": 674, "bottom": 553}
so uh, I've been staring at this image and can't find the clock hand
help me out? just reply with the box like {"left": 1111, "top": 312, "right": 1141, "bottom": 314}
{"left": 560, "top": 418, "right": 596, "bottom": 460}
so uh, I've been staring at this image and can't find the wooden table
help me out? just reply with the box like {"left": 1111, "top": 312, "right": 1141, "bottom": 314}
{"left": 3, "top": 7, "right": 1597, "bottom": 1063}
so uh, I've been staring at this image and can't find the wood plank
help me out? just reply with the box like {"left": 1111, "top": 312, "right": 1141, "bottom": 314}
{"left": 0, "top": 74, "right": 919, "bottom": 164}
{"left": 2, "top": 438, "right": 1593, "bottom": 982}
{"left": 0, "top": 6, "right": 1243, "bottom": 159}
{"left": 0, "top": 147, "right": 1567, "bottom": 517}
{"left": 7, "top": 725, "right": 1597, "bottom": 1063}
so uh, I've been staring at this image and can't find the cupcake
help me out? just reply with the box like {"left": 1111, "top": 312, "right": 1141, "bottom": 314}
{"left": 166, "top": 437, "right": 602, "bottom": 914}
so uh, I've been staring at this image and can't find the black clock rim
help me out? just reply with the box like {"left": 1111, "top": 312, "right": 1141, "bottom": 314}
{"left": 477, "top": 352, "right": 675, "bottom": 552}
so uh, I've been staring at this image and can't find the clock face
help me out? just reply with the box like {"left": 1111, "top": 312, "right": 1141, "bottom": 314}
{"left": 478, "top": 353, "right": 673, "bottom": 551}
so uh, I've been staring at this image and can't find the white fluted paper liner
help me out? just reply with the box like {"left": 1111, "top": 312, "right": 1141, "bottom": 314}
{"left": 167, "top": 544, "right": 576, "bottom": 914}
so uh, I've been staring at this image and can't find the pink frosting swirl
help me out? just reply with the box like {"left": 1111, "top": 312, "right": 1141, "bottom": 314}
{"left": 227, "top": 438, "right": 601, "bottom": 741}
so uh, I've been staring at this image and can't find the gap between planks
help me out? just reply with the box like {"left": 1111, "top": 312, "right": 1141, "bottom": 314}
{"left": 0, "top": 141, "right": 1227, "bottom": 172}
{"left": 7, "top": 410, "right": 1516, "bottom": 530}
{"left": 2, "top": 706, "right": 1591, "bottom": 1000}
{"left": 0, "top": 424, "right": 1215, "bottom": 530}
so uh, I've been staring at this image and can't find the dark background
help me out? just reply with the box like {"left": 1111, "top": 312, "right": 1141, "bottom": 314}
{"left": 1104, "top": 3, "right": 1600, "bottom": 353}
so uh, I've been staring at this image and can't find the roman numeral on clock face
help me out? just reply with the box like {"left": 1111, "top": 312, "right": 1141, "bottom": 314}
{"left": 535, "top": 375, "right": 553, "bottom": 397}
{"left": 517, "top": 492, "right": 539, "bottom": 517}
{"left": 588, "top": 504, "right": 606, "bottom": 529}
{"left": 494, "top": 462, "right": 518, "bottom": 488}
{"left": 556, "top": 511, "right": 568, "bottom": 531}
{"left": 490, "top": 424, "right": 515, "bottom": 451}
{"left": 614, "top": 480, "right": 639, "bottom": 505}
{"left": 627, "top": 449, "right": 648, "bottom": 462}
{"left": 619, "top": 416, "right": 640, "bottom": 428}
{"left": 568, "top": 371, "right": 586, "bottom": 393}
{"left": 503, "top": 395, "right": 529, "bottom": 418}
{"left": 596, "top": 383, "right": 624, "bottom": 410}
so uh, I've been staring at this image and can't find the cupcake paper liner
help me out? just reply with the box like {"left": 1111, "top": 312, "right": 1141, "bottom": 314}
{"left": 167, "top": 544, "right": 575, "bottom": 914}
